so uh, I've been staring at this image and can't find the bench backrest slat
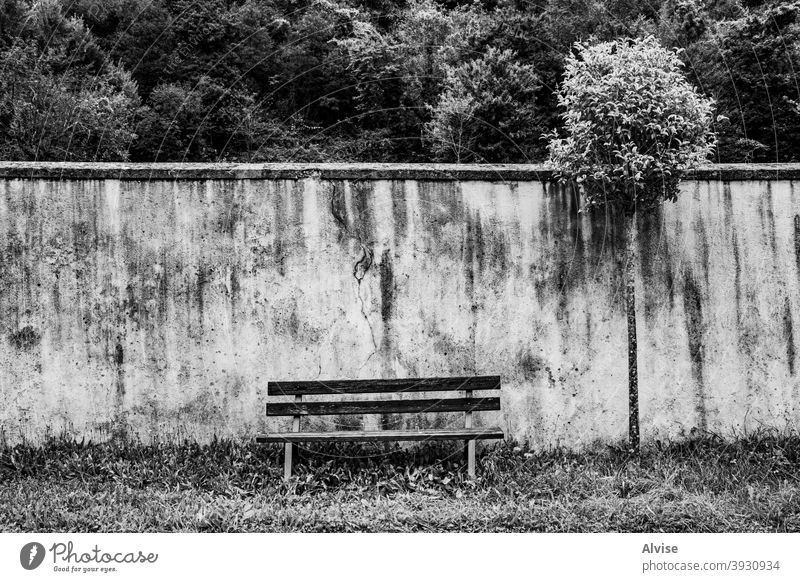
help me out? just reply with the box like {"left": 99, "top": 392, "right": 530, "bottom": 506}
{"left": 266, "top": 397, "right": 500, "bottom": 417}
{"left": 268, "top": 375, "right": 500, "bottom": 396}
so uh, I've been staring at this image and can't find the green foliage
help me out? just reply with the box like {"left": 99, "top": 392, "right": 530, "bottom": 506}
{"left": 0, "top": 0, "right": 140, "bottom": 161}
{"left": 0, "top": 0, "right": 794, "bottom": 162}
{"left": 332, "top": 0, "right": 494, "bottom": 160}
{"left": 686, "top": 2, "right": 800, "bottom": 162}
{"left": 0, "top": 39, "right": 139, "bottom": 161}
{"left": 425, "top": 47, "right": 543, "bottom": 162}
{"left": 657, "top": 0, "right": 710, "bottom": 46}
{"left": 132, "top": 79, "right": 279, "bottom": 162}
{"left": 548, "top": 36, "right": 716, "bottom": 213}
{"left": 540, "top": 0, "right": 660, "bottom": 51}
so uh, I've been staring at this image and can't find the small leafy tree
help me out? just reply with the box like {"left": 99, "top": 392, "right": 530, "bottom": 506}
{"left": 548, "top": 36, "right": 715, "bottom": 451}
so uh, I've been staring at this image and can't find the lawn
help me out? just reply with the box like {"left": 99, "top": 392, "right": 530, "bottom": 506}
{"left": 1, "top": 433, "right": 799, "bottom": 532}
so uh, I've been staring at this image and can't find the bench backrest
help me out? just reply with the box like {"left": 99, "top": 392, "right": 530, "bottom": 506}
{"left": 267, "top": 375, "right": 501, "bottom": 417}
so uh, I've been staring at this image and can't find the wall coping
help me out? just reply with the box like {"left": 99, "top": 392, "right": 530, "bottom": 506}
{"left": 1, "top": 162, "right": 800, "bottom": 181}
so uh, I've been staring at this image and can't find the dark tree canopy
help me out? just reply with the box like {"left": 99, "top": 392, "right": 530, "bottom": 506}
{"left": 0, "top": 0, "right": 794, "bottom": 162}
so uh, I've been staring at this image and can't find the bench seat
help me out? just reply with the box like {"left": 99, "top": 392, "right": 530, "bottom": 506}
{"left": 256, "top": 427, "right": 505, "bottom": 443}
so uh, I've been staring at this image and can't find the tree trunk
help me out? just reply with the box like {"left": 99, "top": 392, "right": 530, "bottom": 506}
{"left": 625, "top": 210, "right": 640, "bottom": 453}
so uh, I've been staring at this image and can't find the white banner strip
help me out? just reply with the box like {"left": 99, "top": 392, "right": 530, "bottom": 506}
{"left": 1, "top": 533, "right": 797, "bottom": 581}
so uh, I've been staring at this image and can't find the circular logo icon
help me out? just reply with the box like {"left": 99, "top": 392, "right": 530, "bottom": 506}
{"left": 20, "top": 542, "right": 45, "bottom": 570}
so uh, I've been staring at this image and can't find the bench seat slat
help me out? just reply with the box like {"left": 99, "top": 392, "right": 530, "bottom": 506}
{"left": 268, "top": 375, "right": 500, "bottom": 396}
{"left": 266, "top": 397, "right": 500, "bottom": 416}
{"left": 256, "top": 427, "right": 505, "bottom": 443}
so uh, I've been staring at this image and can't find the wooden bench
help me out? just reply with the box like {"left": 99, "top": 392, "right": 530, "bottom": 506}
{"left": 256, "top": 376, "right": 504, "bottom": 480}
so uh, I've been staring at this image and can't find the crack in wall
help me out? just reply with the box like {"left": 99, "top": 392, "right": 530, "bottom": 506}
{"left": 354, "top": 244, "right": 378, "bottom": 353}
{"left": 330, "top": 186, "right": 379, "bottom": 362}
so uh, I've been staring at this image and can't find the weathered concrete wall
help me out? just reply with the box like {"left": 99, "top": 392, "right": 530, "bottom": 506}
{"left": 0, "top": 164, "right": 798, "bottom": 448}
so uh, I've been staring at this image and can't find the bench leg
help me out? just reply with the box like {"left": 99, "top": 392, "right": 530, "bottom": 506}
{"left": 284, "top": 442, "right": 293, "bottom": 481}
{"left": 285, "top": 403, "right": 301, "bottom": 481}
{"left": 464, "top": 390, "right": 475, "bottom": 478}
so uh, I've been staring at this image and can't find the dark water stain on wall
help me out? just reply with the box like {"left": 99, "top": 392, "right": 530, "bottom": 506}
{"left": 722, "top": 183, "right": 733, "bottom": 232}
{"left": 424, "top": 314, "right": 474, "bottom": 376}
{"left": 140, "top": 250, "right": 171, "bottom": 408}
{"left": 118, "top": 235, "right": 172, "bottom": 398}
{"left": 731, "top": 228, "right": 742, "bottom": 328}
{"left": 330, "top": 181, "right": 376, "bottom": 283}
{"left": 477, "top": 215, "right": 509, "bottom": 285}
{"left": 765, "top": 182, "right": 779, "bottom": 260}
{"left": 515, "top": 347, "right": 549, "bottom": 444}
{"left": 794, "top": 214, "right": 800, "bottom": 278}
{"left": 474, "top": 215, "right": 485, "bottom": 274}
{"left": 732, "top": 224, "right": 759, "bottom": 402}
{"left": 270, "top": 297, "right": 323, "bottom": 344}
{"left": 464, "top": 213, "right": 475, "bottom": 298}
{"left": 517, "top": 348, "right": 556, "bottom": 387}
{"left": 291, "top": 180, "right": 306, "bottom": 252}
{"left": 542, "top": 185, "right": 570, "bottom": 311}
{"left": 543, "top": 183, "right": 588, "bottom": 326}
{"left": 566, "top": 187, "right": 626, "bottom": 313}
{"left": 215, "top": 181, "right": 243, "bottom": 237}
{"left": 638, "top": 210, "right": 657, "bottom": 321}
{"left": 229, "top": 266, "right": 240, "bottom": 313}
{"left": 51, "top": 273, "right": 62, "bottom": 346}
{"left": 287, "top": 309, "right": 300, "bottom": 339}
{"left": 786, "top": 297, "right": 796, "bottom": 376}
{"left": 77, "top": 183, "right": 101, "bottom": 332}
{"left": 380, "top": 248, "right": 394, "bottom": 327}
{"left": 379, "top": 248, "right": 395, "bottom": 430}
{"left": 723, "top": 184, "right": 742, "bottom": 321}
{"left": 755, "top": 182, "right": 779, "bottom": 263}
{"left": 417, "top": 181, "right": 466, "bottom": 260}
{"left": 112, "top": 340, "right": 127, "bottom": 440}
{"left": 172, "top": 391, "right": 222, "bottom": 425}
{"left": 121, "top": 233, "right": 146, "bottom": 328}
{"left": 693, "top": 212, "right": 711, "bottom": 289}
{"left": 211, "top": 183, "right": 244, "bottom": 323}
{"left": 470, "top": 209, "right": 511, "bottom": 296}
{"left": 724, "top": 183, "right": 747, "bottom": 401}
{"left": 683, "top": 269, "right": 707, "bottom": 432}
{"left": 350, "top": 181, "right": 375, "bottom": 244}
{"left": 9, "top": 325, "right": 40, "bottom": 351}
{"left": 390, "top": 181, "right": 407, "bottom": 243}
{"left": 72, "top": 220, "right": 96, "bottom": 263}
{"left": 463, "top": 213, "right": 478, "bottom": 372}
{"left": 664, "top": 266, "right": 675, "bottom": 312}
{"left": 0, "top": 231, "right": 21, "bottom": 337}
{"left": 195, "top": 263, "right": 210, "bottom": 337}
{"left": 329, "top": 181, "right": 349, "bottom": 243}
{"left": 638, "top": 206, "right": 673, "bottom": 322}
{"left": 272, "top": 183, "right": 286, "bottom": 276}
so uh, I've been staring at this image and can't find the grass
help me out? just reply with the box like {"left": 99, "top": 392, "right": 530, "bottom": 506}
{"left": 2, "top": 431, "right": 800, "bottom": 532}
